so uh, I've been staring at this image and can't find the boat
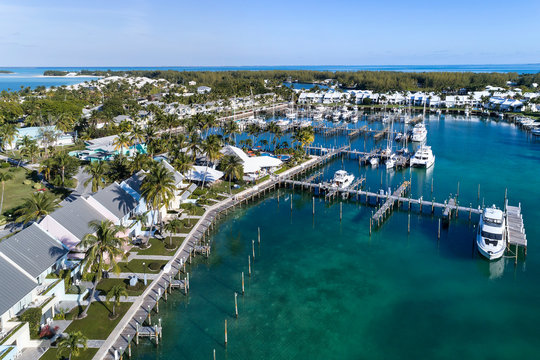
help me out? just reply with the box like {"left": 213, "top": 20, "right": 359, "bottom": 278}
{"left": 394, "top": 132, "right": 403, "bottom": 142}
{"left": 476, "top": 206, "right": 506, "bottom": 260}
{"left": 410, "top": 145, "right": 435, "bottom": 168}
{"left": 331, "top": 170, "right": 355, "bottom": 189}
{"left": 286, "top": 110, "right": 297, "bottom": 120}
{"left": 531, "top": 127, "right": 540, "bottom": 136}
{"left": 385, "top": 153, "right": 396, "bottom": 169}
{"left": 275, "top": 119, "right": 290, "bottom": 128}
{"left": 369, "top": 156, "right": 379, "bottom": 166}
{"left": 411, "top": 123, "right": 427, "bottom": 142}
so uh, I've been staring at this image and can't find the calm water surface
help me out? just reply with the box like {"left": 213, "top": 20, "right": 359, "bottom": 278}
{"left": 135, "top": 114, "right": 540, "bottom": 359}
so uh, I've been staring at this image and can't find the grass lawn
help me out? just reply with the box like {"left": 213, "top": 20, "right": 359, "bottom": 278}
{"left": 0, "top": 167, "right": 42, "bottom": 216}
{"left": 96, "top": 278, "right": 148, "bottom": 296}
{"left": 210, "top": 181, "right": 245, "bottom": 194}
{"left": 40, "top": 347, "right": 98, "bottom": 360}
{"left": 118, "top": 259, "right": 169, "bottom": 273}
{"left": 136, "top": 237, "right": 184, "bottom": 256}
{"left": 180, "top": 203, "right": 206, "bottom": 216}
{"left": 65, "top": 301, "right": 132, "bottom": 340}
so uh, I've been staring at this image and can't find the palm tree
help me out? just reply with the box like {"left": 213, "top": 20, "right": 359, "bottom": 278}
{"left": 84, "top": 162, "right": 107, "bottom": 193}
{"left": 140, "top": 163, "right": 176, "bottom": 232}
{"left": 200, "top": 136, "right": 222, "bottom": 188}
{"left": 52, "top": 152, "right": 71, "bottom": 187}
{"left": 105, "top": 284, "right": 128, "bottom": 318}
{"left": 130, "top": 125, "right": 145, "bottom": 145}
{"left": 79, "top": 220, "right": 127, "bottom": 319}
{"left": 0, "top": 171, "right": 13, "bottom": 214}
{"left": 172, "top": 152, "right": 194, "bottom": 177}
{"left": 113, "top": 133, "right": 132, "bottom": 156}
{"left": 20, "top": 142, "right": 39, "bottom": 163}
{"left": 164, "top": 218, "right": 183, "bottom": 248}
{"left": 15, "top": 191, "right": 60, "bottom": 224}
{"left": 129, "top": 153, "right": 150, "bottom": 174}
{"left": 0, "top": 124, "right": 18, "bottom": 155}
{"left": 221, "top": 155, "right": 244, "bottom": 194}
{"left": 56, "top": 331, "right": 88, "bottom": 360}
{"left": 39, "top": 158, "right": 53, "bottom": 182}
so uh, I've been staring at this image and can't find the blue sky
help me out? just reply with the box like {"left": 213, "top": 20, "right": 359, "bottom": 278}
{"left": 1, "top": 0, "right": 539, "bottom": 66}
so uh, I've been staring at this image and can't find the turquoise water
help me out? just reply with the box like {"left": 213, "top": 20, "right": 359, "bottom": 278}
{"left": 135, "top": 114, "right": 539, "bottom": 359}
{"left": 2, "top": 64, "right": 540, "bottom": 91}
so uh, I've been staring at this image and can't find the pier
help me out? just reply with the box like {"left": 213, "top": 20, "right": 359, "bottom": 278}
{"left": 506, "top": 203, "right": 527, "bottom": 262}
{"left": 371, "top": 181, "right": 410, "bottom": 226}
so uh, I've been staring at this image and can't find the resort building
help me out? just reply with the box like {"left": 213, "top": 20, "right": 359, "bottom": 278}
{"left": 3, "top": 126, "right": 74, "bottom": 151}
{"left": 69, "top": 135, "right": 147, "bottom": 162}
{"left": 197, "top": 86, "right": 212, "bottom": 94}
{"left": 220, "top": 145, "right": 282, "bottom": 181}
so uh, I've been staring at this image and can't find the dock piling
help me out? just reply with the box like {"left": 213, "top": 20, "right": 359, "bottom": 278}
{"left": 235, "top": 292, "right": 238, "bottom": 318}
{"left": 241, "top": 272, "right": 245, "bottom": 294}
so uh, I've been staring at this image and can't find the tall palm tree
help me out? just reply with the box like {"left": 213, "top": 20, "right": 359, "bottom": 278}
{"left": 140, "top": 163, "right": 176, "bottom": 232}
{"left": 164, "top": 218, "right": 183, "bottom": 248}
{"left": 39, "top": 158, "right": 53, "bottom": 182}
{"left": 105, "top": 284, "right": 128, "bottom": 318}
{"left": 221, "top": 155, "right": 244, "bottom": 194}
{"left": 79, "top": 220, "right": 126, "bottom": 319}
{"left": 130, "top": 125, "right": 145, "bottom": 145}
{"left": 84, "top": 162, "right": 107, "bottom": 193}
{"left": 15, "top": 191, "right": 60, "bottom": 224}
{"left": 129, "top": 153, "right": 150, "bottom": 174}
{"left": 172, "top": 152, "right": 194, "bottom": 177}
{"left": 20, "top": 143, "right": 39, "bottom": 163}
{"left": 57, "top": 331, "right": 88, "bottom": 360}
{"left": 0, "top": 171, "right": 13, "bottom": 215}
{"left": 0, "top": 124, "right": 18, "bottom": 155}
{"left": 52, "top": 152, "right": 71, "bottom": 187}
{"left": 113, "top": 133, "right": 132, "bottom": 156}
{"left": 200, "top": 135, "right": 222, "bottom": 188}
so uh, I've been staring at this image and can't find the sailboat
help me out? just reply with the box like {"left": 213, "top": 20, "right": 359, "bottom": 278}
{"left": 384, "top": 117, "right": 396, "bottom": 170}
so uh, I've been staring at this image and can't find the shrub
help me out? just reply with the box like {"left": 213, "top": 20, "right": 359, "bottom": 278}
{"left": 147, "top": 262, "right": 161, "bottom": 271}
{"left": 0, "top": 162, "right": 10, "bottom": 168}
{"left": 20, "top": 307, "right": 42, "bottom": 337}
{"left": 23, "top": 179, "right": 32, "bottom": 185}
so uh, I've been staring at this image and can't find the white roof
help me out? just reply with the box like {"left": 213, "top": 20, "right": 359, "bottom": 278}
{"left": 221, "top": 145, "right": 250, "bottom": 162}
{"left": 185, "top": 166, "right": 224, "bottom": 183}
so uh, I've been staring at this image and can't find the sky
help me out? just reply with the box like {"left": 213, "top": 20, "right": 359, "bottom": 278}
{"left": 1, "top": 0, "right": 540, "bottom": 66}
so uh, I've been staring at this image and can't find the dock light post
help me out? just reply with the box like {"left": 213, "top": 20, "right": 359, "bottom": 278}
{"left": 143, "top": 262, "right": 147, "bottom": 285}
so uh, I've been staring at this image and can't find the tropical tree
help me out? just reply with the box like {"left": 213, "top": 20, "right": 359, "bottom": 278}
{"left": 140, "top": 162, "right": 176, "bottom": 231}
{"left": 20, "top": 142, "right": 39, "bottom": 163}
{"left": 105, "top": 284, "right": 128, "bottom": 318}
{"left": 84, "top": 162, "right": 107, "bottom": 193}
{"left": 164, "top": 218, "right": 183, "bottom": 249}
{"left": 51, "top": 152, "right": 73, "bottom": 187}
{"left": 172, "top": 152, "right": 194, "bottom": 177}
{"left": 113, "top": 133, "right": 132, "bottom": 156}
{"left": 220, "top": 155, "right": 244, "bottom": 194}
{"left": 0, "top": 123, "right": 17, "bottom": 155}
{"left": 200, "top": 135, "right": 222, "bottom": 188}
{"left": 292, "top": 127, "right": 315, "bottom": 155}
{"left": 0, "top": 171, "right": 13, "bottom": 214}
{"left": 129, "top": 153, "right": 150, "bottom": 174}
{"left": 79, "top": 220, "right": 127, "bottom": 319}
{"left": 56, "top": 331, "right": 88, "bottom": 360}
{"left": 15, "top": 191, "right": 60, "bottom": 224}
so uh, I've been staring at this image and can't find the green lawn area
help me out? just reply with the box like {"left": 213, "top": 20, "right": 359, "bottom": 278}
{"left": 180, "top": 203, "right": 206, "bottom": 216}
{"left": 210, "top": 181, "right": 245, "bottom": 194}
{"left": 96, "top": 278, "right": 148, "bottom": 296}
{"left": 136, "top": 237, "right": 184, "bottom": 256}
{"left": 40, "top": 347, "right": 98, "bottom": 360}
{"left": 118, "top": 259, "right": 169, "bottom": 273}
{"left": 65, "top": 301, "right": 132, "bottom": 340}
{"left": 0, "top": 167, "right": 43, "bottom": 217}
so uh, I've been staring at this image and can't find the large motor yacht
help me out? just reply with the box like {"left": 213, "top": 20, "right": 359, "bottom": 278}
{"left": 331, "top": 170, "right": 355, "bottom": 189}
{"left": 410, "top": 145, "right": 435, "bottom": 168}
{"left": 476, "top": 206, "right": 506, "bottom": 260}
{"left": 411, "top": 122, "right": 427, "bottom": 142}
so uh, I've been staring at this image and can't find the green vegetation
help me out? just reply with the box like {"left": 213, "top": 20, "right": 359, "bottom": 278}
{"left": 40, "top": 348, "right": 98, "bottom": 360}
{"left": 65, "top": 301, "right": 132, "bottom": 339}
{"left": 97, "top": 278, "right": 147, "bottom": 296}
{"left": 43, "top": 70, "right": 69, "bottom": 76}
{"left": 0, "top": 167, "right": 46, "bottom": 217}
{"left": 118, "top": 259, "right": 169, "bottom": 273}
{"left": 180, "top": 202, "right": 205, "bottom": 216}
{"left": 0, "top": 70, "right": 14, "bottom": 74}
{"left": 19, "top": 307, "right": 42, "bottom": 338}
{"left": 136, "top": 237, "right": 184, "bottom": 255}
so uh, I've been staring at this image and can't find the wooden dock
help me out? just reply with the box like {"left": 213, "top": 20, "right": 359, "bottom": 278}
{"left": 371, "top": 181, "right": 410, "bottom": 225}
{"left": 506, "top": 203, "right": 527, "bottom": 262}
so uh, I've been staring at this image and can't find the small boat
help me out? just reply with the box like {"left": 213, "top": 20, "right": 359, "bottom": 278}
{"left": 476, "top": 206, "right": 506, "bottom": 260}
{"left": 394, "top": 132, "right": 403, "bottom": 142}
{"left": 369, "top": 157, "right": 379, "bottom": 167}
{"left": 531, "top": 128, "right": 540, "bottom": 136}
{"left": 331, "top": 170, "right": 355, "bottom": 189}
{"left": 286, "top": 111, "right": 297, "bottom": 120}
{"left": 411, "top": 123, "right": 427, "bottom": 142}
{"left": 410, "top": 145, "right": 435, "bottom": 168}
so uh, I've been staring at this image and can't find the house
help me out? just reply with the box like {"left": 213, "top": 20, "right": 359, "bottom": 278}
{"left": 220, "top": 145, "right": 282, "bottom": 181}
{"left": 68, "top": 135, "right": 147, "bottom": 162}
{"left": 3, "top": 126, "right": 74, "bottom": 151}
{"left": 86, "top": 183, "right": 138, "bottom": 229}
{"left": 188, "top": 81, "right": 196, "bottom": 86}
{"left": 0, "top": 223, "right": 69, "bottom": 354}
{"left": 197, "top": 86, "right": 212, "bottom": 94}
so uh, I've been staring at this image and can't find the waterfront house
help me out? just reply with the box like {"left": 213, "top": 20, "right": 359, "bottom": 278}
{"left": 220, "top": 145, "right": 282, "bottom": 181}
{"left": 197, "top": 86, "right": 212, "bottom": 94}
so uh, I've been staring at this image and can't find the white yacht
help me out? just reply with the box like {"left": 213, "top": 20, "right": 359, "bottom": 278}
{"left": 331, "top": 170, "right": 355, "bottom": 189}
{"left": 369, "top": 156, "right": 379, "bottom": 167}
{"left": 410, "top": 145, "right": 435, "bottom": 168}
{"left": 275, "top": 119, "right": 290, "bottom": 128}
{"left": 476, "top": 206, "right": 506, "bottom": 260}
{"left": 332, "top": 110, "right": 341, "bottom": 121}
{"left": 411, "top": 123, "right": 428, "bottom": 142}
{"left": 286, "top": 110, "right": 297, "bottom": 120}
{"left": 385, "top": 153, "right": 396, "bottom": 170}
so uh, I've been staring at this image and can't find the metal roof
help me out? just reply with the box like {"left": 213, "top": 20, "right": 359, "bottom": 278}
{"left": 0, "top": 255, "right": 37, "bottom": 316}
{"left": 123, "top": 171, "right": 145, "bottom": 195}
{"left": 0, "top": 223, "right": 68, "bottom": 278}
{"left": 50, "top": 198, "right": 108, "bottom": 240}
{"left": 92, "top": 183, "right": 137, "bottom": 219}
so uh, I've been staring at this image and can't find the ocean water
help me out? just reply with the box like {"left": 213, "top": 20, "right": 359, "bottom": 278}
{"left": 132, "top": 114, "right": 540, "bottom": 360}
{"left": 1, "top": 64, "right": 539, "bottom": 92}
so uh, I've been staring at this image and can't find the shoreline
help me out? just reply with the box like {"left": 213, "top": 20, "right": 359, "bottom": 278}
{"left": 93, "top": 156, "right": 321, "bottom": 360}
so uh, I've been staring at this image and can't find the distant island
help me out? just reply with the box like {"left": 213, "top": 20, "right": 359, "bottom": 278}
{"left": 43, "top": 70, "right": 101, "bottom": 77}
{"left": 0, "top": 70, "right": 14, "bottom": 74}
